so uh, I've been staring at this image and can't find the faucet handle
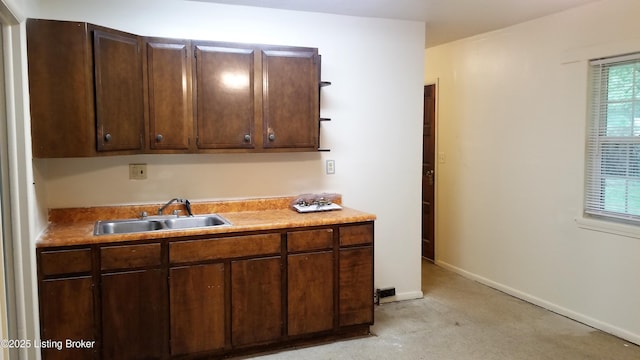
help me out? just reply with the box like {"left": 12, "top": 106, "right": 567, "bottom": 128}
{"left": 184, "top": 199, "right": 193, "bottom": 217}
{"left": 140, "top": 211, "right": 148, "bottom": 219}
{"left": 172, "top": 209, "right": 182, "bottom": 217}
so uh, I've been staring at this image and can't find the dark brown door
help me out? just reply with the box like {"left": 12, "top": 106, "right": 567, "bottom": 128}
{"left": 145, "top": 39, "right": 192, "bottom": 150}
{"left": 40, "top": 277, "right": 95, "bottom": 360}
{"left": 422, "top": 84, "right": 436, "bottom": 260}
{"left": 93, "top": 28, "right": 144, "bottom": 152}
{"left": 231, "top": 257, "right": 282, "bottom": 346}
{"left": 194, "top": 43, "right": 255, "bottom": 149}
{"left": 261, "top": 48, "right": 319, "bottom": 150}
{"left": 27, "top": 19, "right": 96, "bottom": 158}
{"left": 288, "top": 251, "right": 334, "bottom": 336}
{"left": 170, "top": 263, "right": 226, "bottom": 355}
{"left": 339, "top": 246, "right": 373, "bottom": 326}
{"left": 101, "top": 269, "right": 165, "bottom": 359}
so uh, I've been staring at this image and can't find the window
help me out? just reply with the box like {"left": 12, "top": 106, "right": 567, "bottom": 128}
{"left": 585, "top": 53, "right": 640, "bottom": 223}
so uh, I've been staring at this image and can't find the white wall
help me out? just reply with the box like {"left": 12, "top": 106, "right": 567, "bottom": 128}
{"left": 426, "top": 0, "right": 640, "bottom": 344}
{"left": 28, "top": 0, "right": 425, "bottom": 302}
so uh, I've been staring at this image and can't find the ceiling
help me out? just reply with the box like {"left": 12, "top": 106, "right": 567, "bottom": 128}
{"left": 190, "top": 0, "right": 601, "bottom": 47}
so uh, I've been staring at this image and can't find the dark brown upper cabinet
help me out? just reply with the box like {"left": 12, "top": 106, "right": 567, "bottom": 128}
{"left": 93, "top": 27, "right": 145, "bottom": 152}
{"left": 193, "top": 43, "right": 320, "bottom": 151}
{"left": 262, "top": 48, "right": 319, "bottom": 150}
{"left": 144, "top": 38, "right": 193, "bottom": 151}
{"left": 27, "top": 19, "right": 323, "bottom": 157}
{"left": 27, "top": 19, "right": 96, "bottom": 158}
{"left": 27, "top": 19, "right": 144, "bottom": 157}
{"left": 194, "top": 42, "right": 256, "bottom": 150}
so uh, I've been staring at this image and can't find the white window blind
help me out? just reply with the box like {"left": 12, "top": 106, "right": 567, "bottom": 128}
{"left": 585, "top": 53, "right": 640, "bottom": 223}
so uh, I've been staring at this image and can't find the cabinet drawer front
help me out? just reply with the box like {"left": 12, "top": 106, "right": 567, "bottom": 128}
{"left": 40, "top": 248, "right": 93, "bottom": 276}
{"left": 170, "top": 233, "right": 281, "bottom": 263}
{"left": 287, "top": 229, "right": 333, "bottom": 252}
{"left": 339, "top": 224, "right": 373, "bottom": 246}
{"left": 101, "top": 243, "right": 162, "bottom": 270}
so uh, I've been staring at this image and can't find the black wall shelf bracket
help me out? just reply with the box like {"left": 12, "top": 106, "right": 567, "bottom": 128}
{"left": 318, "top": 80, "right": 332, "bottom": 152}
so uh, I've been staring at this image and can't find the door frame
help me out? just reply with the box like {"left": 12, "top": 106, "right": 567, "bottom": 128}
{"left": 0, "top": 22, "right": 10, "bottom": 360}
{"left": 1, "top": 4, "right": 41, "bottom": 359}
{"left": 0, "top": 9, "right": 17, "bottom": 359}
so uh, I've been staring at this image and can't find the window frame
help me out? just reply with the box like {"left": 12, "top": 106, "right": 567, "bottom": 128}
{"left": 584, "top": 52, "right": 640, "bottom": 225}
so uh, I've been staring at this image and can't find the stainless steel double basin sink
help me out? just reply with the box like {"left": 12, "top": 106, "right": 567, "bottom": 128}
{"left": 94, "top": 214, "right": 231, "bottom": 236}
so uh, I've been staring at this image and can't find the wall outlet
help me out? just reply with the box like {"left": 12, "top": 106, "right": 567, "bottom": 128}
{"left": 129, "top": 163, "right": 147, "bottom": 180}
{"left": 326, "top": 159, "right": 335, "bottom": 175}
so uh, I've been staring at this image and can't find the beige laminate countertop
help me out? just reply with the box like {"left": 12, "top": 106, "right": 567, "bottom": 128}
{"left": 36, "top": 196, "right": 376, "bottom": 248}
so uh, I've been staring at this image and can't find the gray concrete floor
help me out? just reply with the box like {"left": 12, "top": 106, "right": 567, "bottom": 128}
{"left": 252, "top": 260, "right": 640, "bottom": 359}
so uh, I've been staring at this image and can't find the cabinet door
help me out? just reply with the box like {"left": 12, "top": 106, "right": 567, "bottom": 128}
{"left": 93, "top": 28, "right": 144, "bottom": 152}
{"left": 288, "top": 251, "right": 334, "bottom": 336}
{"left": 170, "top": 263, "right": 225, "bottom": 355}
{"left": 40, "top": 276, "right": 95, "bottom": 360}
{"left": 145, "top": 39, "right": 193, "bottom": 150}
{"left": 262, "top": 48, "right": 319, "bottom": 150}
{"left": 101, "top": 269, "right": 165, "bottom": 359}
{"left": 27, "top": 19, "right": 96, "bottom": 158}
{"left": 339, "top": 247, "right": 373, "bottom": 327}
{"left": 194, "top": 43, "right": 255, "bottom": 149}
{"left": 231, "top": 257, "right": 282, "bottom": 346}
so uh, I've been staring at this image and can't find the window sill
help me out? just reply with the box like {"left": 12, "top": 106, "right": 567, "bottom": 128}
{"left": 575, "top": 216, "right": 640, "bottom": 239}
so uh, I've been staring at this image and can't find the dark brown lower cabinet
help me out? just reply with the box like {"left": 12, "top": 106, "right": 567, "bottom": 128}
{"left": 101, "top": 269, "right": 165, "bottom": 360}
{"left": 339, "top": 246, "right": 374, "bottom": 327}
{"left": 169, "top": 263, "right": 225, "bottom": 355}
{"left": 287, "top": 251, "right": 334, "bottom": 336}
{"left": 40, "top": 276, "right": 95, "bottom": 360}
{"left": 37, "top": 221, "right": 374, "bottom": 359}
{"left": 231, "top": 257, "right": 282, "bottom": 346}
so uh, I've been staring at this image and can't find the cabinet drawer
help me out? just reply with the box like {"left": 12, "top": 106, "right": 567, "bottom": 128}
{"left": 339, "top": 224, "right": 373, "bottom": 246}
{"left": 40, "top": 248, "right": 93, "bottom": 276}
{"left": 170, "top": 233, "right": 281, "bottom": 264}
{"left": 287, "top": 229, "right": 333, "bottom": 252}
{"left": 101, "top": 243, "right": 162, "bottom": 271}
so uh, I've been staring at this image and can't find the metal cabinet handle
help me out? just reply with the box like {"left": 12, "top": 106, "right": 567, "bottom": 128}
{"left": 268, "top": 132, "right": 275, "bottom": 141}
{"left": 104, "top": 133, "right": 112, "bottom": 142}
{"left": 156, "top": 134, "right": 163, "bottom": 142}
{"left": 244, "top": 134, "right": 251, "bottom": 142}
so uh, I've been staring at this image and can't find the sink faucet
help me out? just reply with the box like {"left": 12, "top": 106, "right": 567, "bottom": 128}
{"left": 158, "top": 198, "right": 193, "bottom": 217}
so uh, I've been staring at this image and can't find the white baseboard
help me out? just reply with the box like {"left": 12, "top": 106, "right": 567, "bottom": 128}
{"left": 435, "top": 260, "right": 640, "bottom": 346}
{"left": 379, "top": 290, "right": 423, "bottom": 304}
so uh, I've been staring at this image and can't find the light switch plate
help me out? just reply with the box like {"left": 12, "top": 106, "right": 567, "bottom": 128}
{"left": 326, "top": 160, "right": 335, "bottom": 175}
{"left": 129, "top": 163, "right": 147, "bottom": 180}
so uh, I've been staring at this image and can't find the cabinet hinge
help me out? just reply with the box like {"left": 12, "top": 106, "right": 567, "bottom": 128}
{"left": 193, "top": 49, "right": 197, "bottom": 59}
